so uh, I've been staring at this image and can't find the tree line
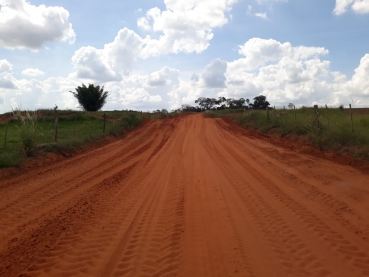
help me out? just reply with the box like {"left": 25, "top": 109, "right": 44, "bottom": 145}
{"left": 68, "top": 83, "right": 271, "bottom": 113}
{"left": 180, "top": 95, "right": 271, "bottom": 112}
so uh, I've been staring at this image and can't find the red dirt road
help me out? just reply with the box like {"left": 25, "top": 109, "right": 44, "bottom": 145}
{"left": 1, "top": 114, "right": 369, "bottom": 277}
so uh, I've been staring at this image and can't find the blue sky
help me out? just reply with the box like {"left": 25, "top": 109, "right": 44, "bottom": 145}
{"left": 0, "top": 0, "right": 369, "bottom": 113}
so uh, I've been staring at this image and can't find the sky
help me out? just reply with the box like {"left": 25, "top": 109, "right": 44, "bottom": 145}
{"left": 0, "top": 0, "right": 369, "bottom": 113}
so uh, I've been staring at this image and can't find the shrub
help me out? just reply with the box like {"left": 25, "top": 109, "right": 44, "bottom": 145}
{"left": 12, "top": 106, "right": 41, "bottom": 157}
{"left": 0, "top": 150, "right": 23, "bottom": 167}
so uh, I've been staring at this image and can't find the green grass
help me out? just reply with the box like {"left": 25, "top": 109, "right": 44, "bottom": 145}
{"left": 205, "top": 108, "right": 246, "bottom": 118}
{"left": 211, "top": 107, "right": 369, "bottom": 159}
{"left": 0, "top": 109, "right": 166, "bottom": 168}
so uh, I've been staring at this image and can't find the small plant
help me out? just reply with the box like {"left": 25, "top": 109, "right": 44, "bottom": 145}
{"left": 12, "top": 105, "right": 40, "bottom": 157}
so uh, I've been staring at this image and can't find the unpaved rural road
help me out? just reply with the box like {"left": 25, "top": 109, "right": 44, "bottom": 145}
{"left": 1, "top": 114, "right": 369, "bottom": 277}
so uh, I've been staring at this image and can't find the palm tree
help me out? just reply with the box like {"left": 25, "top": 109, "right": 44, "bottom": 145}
{"left": 70, "top": 83, "right": 109, "bottom": 111}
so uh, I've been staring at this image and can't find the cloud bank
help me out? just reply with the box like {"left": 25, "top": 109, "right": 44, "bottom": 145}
{"left": 0, "top": 0, "right": 75, "bottom": 49}
{"left": 334, "top": 0, "right": 369, "bottom": 15}
{"left": 2, "top": 37, "right": 369, "bottom": 112}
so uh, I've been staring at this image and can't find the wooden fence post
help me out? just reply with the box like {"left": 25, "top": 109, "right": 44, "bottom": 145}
{"left": 103, "top": 113, "right": 106, "bottom": 133}
{"left": 294, "top": 105, "right": 296, "bottom": 124}
{"left": 3, "top": 122, "right": 9, "bottom": 150}
{"left": 325, "top": 104, "right": 329, "bottom": 129}
{"left": 266, "top": 106, "right": 270, "bottom": 121}
{"left": 274, "top": 106, "right": 276, "bottom": 119}
{"left": 54, "top": 106, "right": 58, "bottom": 143}
{"left": 349, "top": 104, "right": 354, "bottom": 138}
{"left": 314, "top": 105, "right": 320, "bottom": 127}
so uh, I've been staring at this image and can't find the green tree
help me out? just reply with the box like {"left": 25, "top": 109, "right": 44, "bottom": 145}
{"left": 70, "top": 83, "right": 109, "bottom": 111}
{"left": 195, "top": 97, "right": 217, "bottom": 110}
{"left": 252, "top": 95, "right": 270, "bottom": 110}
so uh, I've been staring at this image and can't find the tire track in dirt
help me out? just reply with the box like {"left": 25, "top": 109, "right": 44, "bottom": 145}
{"left": 0, "top": 119, "right": 176, "bottom": 277}
{"left": 0, "top": 121, "right": 165, "bottom": 245}
{"left": 216, "top": 119, "right": 369, "bottom": 241}
{"left": 0, "top": 162, "right": 138, "bottom": 277}
{"left": 210, "top": 117, "right": 369, "bottom": 276}
{"left": 98, "top": 121, "right": 186, "bottom": 277}
{"left": 1, "top": 114, "right": 369, "bottom": 277}
{"left": 199, "top": 120, "right": 327, "bottom": 277}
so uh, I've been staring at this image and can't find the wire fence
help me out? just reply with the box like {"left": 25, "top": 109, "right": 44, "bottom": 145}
{"left": 0, "top": 112, "right": 131, "bottom": 152}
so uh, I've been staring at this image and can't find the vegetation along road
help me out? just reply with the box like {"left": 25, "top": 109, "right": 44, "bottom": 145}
{"left": 1, "top": 114, "right": 369, "bottom": 277}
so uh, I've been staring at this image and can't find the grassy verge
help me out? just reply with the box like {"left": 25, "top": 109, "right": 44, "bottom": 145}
{"left": 0, "top": 110, "right": 171, "bottom": 168}
{"left": 208, "top": 107, "right": 369, "bottom": 160}
{"left": 205, "top": 109, "right": 246, "bottom": 118}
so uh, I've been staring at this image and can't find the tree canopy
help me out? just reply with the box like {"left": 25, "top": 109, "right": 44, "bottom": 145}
{"left": 193, "top": 95, "right": 270, "bottom": 110}
{"left": 70, "top": 83, "right": 109, "bottom": 112}
{"left": 252, "top": 95, "right": 270, "bottom": 110}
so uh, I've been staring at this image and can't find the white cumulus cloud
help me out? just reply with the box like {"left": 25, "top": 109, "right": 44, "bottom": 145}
{"left": 71, "top": 46, "right": 121, "bottom": 82}
{"left": 0, "top": 0, "right": 76, "bottom": 49}
{"left": 104, "top": 28, "right": 144, "bottom": 73}
{"left": 0, "top": 75, "right": 79, "bottom": 111}
{"left": 137, "top": 17, "right": 151, "bottom": 31}
{"left": 202, "top": 59, "right": 228, "bottom": 88}
{"left": 71, "top": 28, "right": 144, "bottom": 82}
{"left": 147, "top": 66, "right": 178, "bottom": 87}
{"left": 345, "top": 54, "right": 369, "bottom": 97}
{"left": 334, "top": 0, "right": 369, "bottom": 15}
{"left": 22, "top": 68, "right": 45, "bottom": 77}
{"left": 0, "top": 73, "right": 18, "bottom": 89}
{"left": 226, "top": 38, "right": 331, "bottom": 105}
{"left": 139, "top": 0, "right": 237, "bottom": 57}
{"left": 0, "top": 59, "right": 12, "bottom": 73}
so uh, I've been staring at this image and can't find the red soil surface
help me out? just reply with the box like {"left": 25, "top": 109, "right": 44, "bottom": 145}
{"left": 1, "top": 114, "right": 369, "bottom": 277}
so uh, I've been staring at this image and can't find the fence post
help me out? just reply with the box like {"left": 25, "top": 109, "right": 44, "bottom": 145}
{"left": 274, "top": 106, "right": 276, "bottom": 119}
{"left": 266, "top": 106, "right": 270, "bottom": 121}
{"left": 349, "top": 104, "right": 354, "bottom": 138}
{"left": 3, "top": 122, "right": 9, "bottom": 150}
{"left": 103, "top": 113, "right": 106, "bottom": 133}
{"left": 314, "top": 105, "right": 320, "bottom": 127}
{"left": 325, "top": 104, "right": 329, "bottom": 129}
{"left": 294, "top": 105, "right": 296, "bottom": 124}
{"left": 54, "top": 106, "right": 58, "bottom": 143}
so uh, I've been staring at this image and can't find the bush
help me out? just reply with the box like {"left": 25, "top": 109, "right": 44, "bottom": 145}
{"left": 109, "top": 114, "right": 142, "bottom": 136}
{"left": 0, "top": 150, "right": 23, "bottom": 167}
{"left": 12, "top": 106, "right": 41, "bottom": 157}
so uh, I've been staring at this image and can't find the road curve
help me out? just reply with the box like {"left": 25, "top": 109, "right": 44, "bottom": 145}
{"left": 1, "top": 114, "right": 369, "bottom": 277}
